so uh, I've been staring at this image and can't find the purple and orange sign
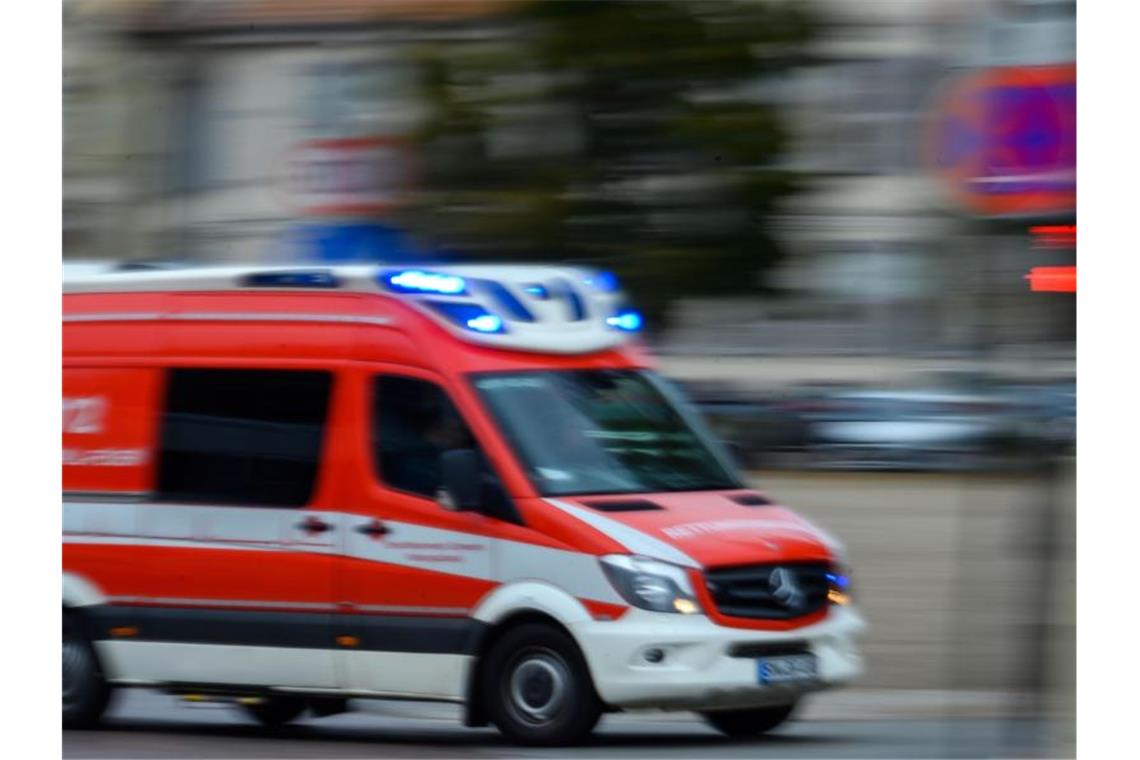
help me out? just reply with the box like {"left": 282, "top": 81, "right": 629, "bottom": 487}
{"left": 926, "top": 64, "right": 1075, "bottom": 217}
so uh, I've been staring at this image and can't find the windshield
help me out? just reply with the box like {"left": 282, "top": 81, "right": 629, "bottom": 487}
{"left": 471, "top": 369, "right": 742, "bottom": 496}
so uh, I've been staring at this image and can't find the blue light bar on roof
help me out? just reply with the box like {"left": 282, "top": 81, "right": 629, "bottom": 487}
{"left": 382, "top": 269, "right": 467, "bottom": 295}
{"left": 606, "top": 307, "right": 643, "bottom": 332}
{"left": 584, "top": 270, "right": 620, "bottom": 293}
{"left": 427, "top": 301, "right": 507, "bottom": 334}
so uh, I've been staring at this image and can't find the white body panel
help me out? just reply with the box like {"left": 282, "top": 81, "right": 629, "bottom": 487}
{"left": 337, "top": 652, "right": 470, "bottom": 702}
{"left": 98, "top": 642, "right": 338, "bottom": 690}
{"left": 572, "top": 606, "right": 866, "bottom": 710}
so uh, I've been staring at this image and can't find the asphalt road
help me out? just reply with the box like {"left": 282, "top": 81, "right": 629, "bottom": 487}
{"left": 64, "top": 691, "right": 1043, "bottom": 759}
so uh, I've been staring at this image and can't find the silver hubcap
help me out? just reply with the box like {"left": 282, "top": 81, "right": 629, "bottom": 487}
{"left": 507, "top": 651, "right": 568, "bottom": 725}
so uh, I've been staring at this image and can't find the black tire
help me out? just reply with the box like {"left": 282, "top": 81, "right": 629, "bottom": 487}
{"left": 482, "top": 623, "right": 602, "bottom": 746}
{"left": 63, "top": 612, "right": 112, "bottom": 729}
{"left": 701, "top": 703, "right": 797, "bottom": 739}
{"left": 241, "top": 697, "right": 307, "bottom": 727}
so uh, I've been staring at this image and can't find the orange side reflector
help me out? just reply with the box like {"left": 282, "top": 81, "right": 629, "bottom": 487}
{"left": 109, "top": 626, "right": 138, "bottom": 638}
{"left": 336, "top": 635, "right": 360, "bottom": 648}
{"left": 1025, "top": 266, "right": 1076, "bottom": 293}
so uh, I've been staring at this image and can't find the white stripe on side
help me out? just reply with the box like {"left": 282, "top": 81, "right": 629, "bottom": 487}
{"left": 543, "top": 498, "right": 700, "bottom": 568}
{"left": 64, "top": 534, "right": 277, "bottom": 552}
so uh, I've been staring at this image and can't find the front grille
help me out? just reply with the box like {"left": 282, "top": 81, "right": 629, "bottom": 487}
{"left": 705, "top": 562, "right": 832, "bottom": 620}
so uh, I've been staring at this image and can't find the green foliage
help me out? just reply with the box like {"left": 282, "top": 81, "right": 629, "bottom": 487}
{"left": 402, "top": 0, "right": 817, "bottom": 327}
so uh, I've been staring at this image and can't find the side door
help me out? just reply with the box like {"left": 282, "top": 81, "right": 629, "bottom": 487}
{"left": 334, "top": 368, "right": 511, "bottom": 701}
{"left": 125, "top": 367, "right": 340, "bottom": 689}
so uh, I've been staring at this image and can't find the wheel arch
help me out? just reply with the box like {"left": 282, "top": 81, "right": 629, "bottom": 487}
{"left": 463, "top": 582, "right": 598, "bottom": 727}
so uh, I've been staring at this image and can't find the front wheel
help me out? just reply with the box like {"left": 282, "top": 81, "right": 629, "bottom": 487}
{"left": 701, "top": 703, "right": 797, "bottom": 739}
{"left": 482, "top": 623, "right": 602, "bottom": 746}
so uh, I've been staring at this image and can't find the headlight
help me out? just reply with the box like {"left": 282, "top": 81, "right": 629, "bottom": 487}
{"left": 599, "top": 555, "right": 702, "bottom": 614}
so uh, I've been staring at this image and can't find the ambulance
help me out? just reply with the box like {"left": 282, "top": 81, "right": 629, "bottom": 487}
{"left": 63, "top": 264, "right": 864, "bottom": 745}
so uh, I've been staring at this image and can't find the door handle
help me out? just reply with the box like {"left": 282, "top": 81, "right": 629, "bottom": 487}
{"left": 296, "top": 516, "right": 334, "bottom": 535}
{"left": 356, "top": 519, "right": 390, "bottom": 539}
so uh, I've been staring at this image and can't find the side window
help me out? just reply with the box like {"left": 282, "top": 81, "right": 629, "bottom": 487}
{"left": 372, "top": 375, "right": 476, "bottom": 499}
{"left": 156, "top": 369, "right": 332, "bottom": 506}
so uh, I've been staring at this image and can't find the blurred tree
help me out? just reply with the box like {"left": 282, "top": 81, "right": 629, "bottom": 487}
{"left": 402, "top": 0, "right": 817, "bottom": 326}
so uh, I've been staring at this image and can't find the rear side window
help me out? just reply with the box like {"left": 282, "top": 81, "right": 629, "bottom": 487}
{"left": 156, "top": 369, "right": 332, "bottom": 506}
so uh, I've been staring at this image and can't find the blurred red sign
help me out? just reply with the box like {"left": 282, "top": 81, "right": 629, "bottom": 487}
{"left": 1025, "top": 266, "right": 1076, "bottom": 293}
{"left": 927, "top": 65, "right": 1075, "bottom": 217}
{"left": 284, "top": 137, "right": 412, "bottom": 217}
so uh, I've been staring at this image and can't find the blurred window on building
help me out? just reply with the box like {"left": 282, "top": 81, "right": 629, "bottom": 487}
{"left": 155, "top": 369, "right": 332, "bottom": 507}
{"left": 372, "top": 375, "right": 478, "bottom": 500}
{"left": 301, "top": 56, "right": 421, "bottom": 139}
{"left": 173, "top": 63, "right": 212, "bottom": 193}
{"left": 793, "top": 56, "right": 942, "bottom": 175}
{"left": 813, "top": 244, "right": 930, "bottom": 304}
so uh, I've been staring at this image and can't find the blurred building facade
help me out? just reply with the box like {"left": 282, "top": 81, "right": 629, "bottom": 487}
{"left": 668, "top": 0, "right": 1075, "bottom": 356}
{"left": 63, "top": 0, "right": 1075, "bottom": 358}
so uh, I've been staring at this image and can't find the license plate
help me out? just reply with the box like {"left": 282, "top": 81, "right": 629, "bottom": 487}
{"left": 757, "top": 654, "right": 817, "bottom": 685}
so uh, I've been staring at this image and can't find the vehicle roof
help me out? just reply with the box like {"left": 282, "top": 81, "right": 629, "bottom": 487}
{"left": 63, "top": 263, "right": 643, "bottom": 357}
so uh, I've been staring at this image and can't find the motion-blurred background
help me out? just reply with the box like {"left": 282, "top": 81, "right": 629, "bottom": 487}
{"left": 63, "top": 0, "right": 1075, "bottom": 756}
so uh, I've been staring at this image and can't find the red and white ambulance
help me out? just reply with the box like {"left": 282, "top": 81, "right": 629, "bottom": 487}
{"left": 63, "top": 264, "right": 863, "bottom": 744}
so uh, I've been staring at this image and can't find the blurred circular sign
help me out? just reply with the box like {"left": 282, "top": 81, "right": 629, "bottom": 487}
{"left": 283, "top": 136, "right": 412, "bottom": 218}
{"left": 925, "top": 64, "right": 1075, "bottom": 217}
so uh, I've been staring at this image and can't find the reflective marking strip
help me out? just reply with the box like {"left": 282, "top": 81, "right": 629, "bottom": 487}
{"left": 104, "top": 598, "right": 470, "bottom": 616}
{"left": 349, "top": 604, "right": 470, "bottom": 616}
{"left": 544, "top": 498, "right": 699, "bottom": 568}
{"left": 64, "top": 534, "right": 277, "bottom": 552}
{"left": 108, "top": 596, "right": 335, "bottom": 610}
{"left": 63, "top": 312, "right": 162, "bottom": 323}
{"left": 63, "top": 312, "right": 393, "bottom": 326}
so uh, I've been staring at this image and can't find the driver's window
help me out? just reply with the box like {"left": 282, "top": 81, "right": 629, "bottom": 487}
{"left": 372, "top": 375, "right": 476, "bottom": 499}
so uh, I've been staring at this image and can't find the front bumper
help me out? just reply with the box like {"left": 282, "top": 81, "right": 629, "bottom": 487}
{"left": 570, "top": 605, "right": 865, "bottom": 711}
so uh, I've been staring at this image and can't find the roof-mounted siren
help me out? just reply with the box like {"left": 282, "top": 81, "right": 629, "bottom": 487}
{"left": 379, "top": 268, "right": 503, "bottom": 334}
{"left": 376, "top": 264, "right": 644, "bottom": 340}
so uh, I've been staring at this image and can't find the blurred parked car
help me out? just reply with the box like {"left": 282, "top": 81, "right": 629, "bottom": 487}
{"left": 681, "top": 381, "right": 814, "bottom": 469}
{"left": 993, "top": 380, "right": 1075, "bottom": 453}
{"left": 795, "top": 389, "right": 1021, "bottom": 472}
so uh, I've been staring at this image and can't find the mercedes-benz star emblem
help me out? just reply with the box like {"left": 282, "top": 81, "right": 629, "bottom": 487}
{"left": 768, "top": 566, "right": 803, "bottom": 609}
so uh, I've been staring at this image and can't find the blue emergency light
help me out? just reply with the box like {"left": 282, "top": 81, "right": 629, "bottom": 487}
{"left": 382, "top": 269, "right": 467, "bottom": 295}
{"left": 428, "top": 301, "right": 507, "bottom": 334}
{"left": 585, "top": 271, "right": 620, "bottom": 293}
{"left": 605, "top": 308, "right": 644, "bottom": 332}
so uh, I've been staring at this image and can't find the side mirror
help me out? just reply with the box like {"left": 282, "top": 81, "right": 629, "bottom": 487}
{"left": 440, "top": 448, "right": 482, "bottom": 511}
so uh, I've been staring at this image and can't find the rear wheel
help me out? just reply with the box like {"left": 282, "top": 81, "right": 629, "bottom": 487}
{"left": 483, "top": 623, "right": 602, "bottom": 746}
{"left": 63, "top": 612, "right": 111, "bottom": 729}
{"left": 701, "top": 703, "right": 797, "bottom": 739}
{"left": 241, "top": 697, "right": 307, "bottom": 727}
